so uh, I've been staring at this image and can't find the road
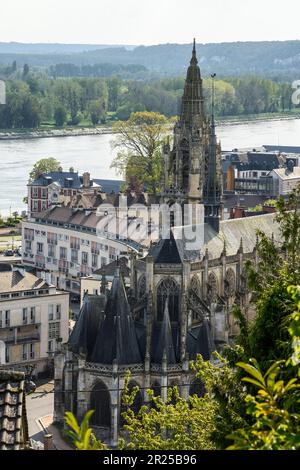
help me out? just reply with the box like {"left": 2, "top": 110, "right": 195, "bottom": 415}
{"left": 26, "top": 380, "right": 54, "bottom": 442}
{"left": 0, "top": 254, "right": 22, "bottom": 263}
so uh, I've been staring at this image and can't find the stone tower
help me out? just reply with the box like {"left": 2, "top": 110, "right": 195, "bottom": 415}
{"left": 203, "top": 76, "right": 223, "bottom": 232}
{"left": 161, "top": 40, "right": 223, "bottom": 231}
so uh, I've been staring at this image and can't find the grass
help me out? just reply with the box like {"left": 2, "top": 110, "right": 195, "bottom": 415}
{"left": 0, "top": 235, "right": 21, "bottom": 241}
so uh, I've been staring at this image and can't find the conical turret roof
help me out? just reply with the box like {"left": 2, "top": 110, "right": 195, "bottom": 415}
{"left": 91, "top": 267, "right": 142, "bottom": 365}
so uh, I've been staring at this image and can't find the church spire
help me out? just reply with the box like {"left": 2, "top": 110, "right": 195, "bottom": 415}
{"left": 204, "top": 73, "right": 222, "bottom": 232}
{"left": 180, "top": 39, "right": 204, "bottom": 125}
{"left": 191, "top": 38, "right": 197, "bottom": 65}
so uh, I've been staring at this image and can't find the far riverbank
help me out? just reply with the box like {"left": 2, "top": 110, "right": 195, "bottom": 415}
{"left": 0, "top": 112, "right": 300, "bottom": 141}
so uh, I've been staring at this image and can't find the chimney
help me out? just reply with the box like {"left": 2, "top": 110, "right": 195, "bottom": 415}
{"left": 231, "top": 206, "right": 245, "bottom": 219}
{"left": 82, "top": 172, "right": 91, "bottom": 188}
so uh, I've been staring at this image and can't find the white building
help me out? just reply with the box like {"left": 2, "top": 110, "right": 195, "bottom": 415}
{"left": 22, "top": 206, "right": 143, "bottom": 295}
{"left": 270, "top": 166, "right": 300, "bottom": 196}
{"left": 0, "top": 263, "right": 69, "bottom": 376}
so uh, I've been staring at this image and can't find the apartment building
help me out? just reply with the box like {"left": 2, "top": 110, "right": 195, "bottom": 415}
{"left": 0, "top": 263, "right": 69, "bottom": 375}
{"left": 22, "top": 206, "right": 142, "bottom": 295}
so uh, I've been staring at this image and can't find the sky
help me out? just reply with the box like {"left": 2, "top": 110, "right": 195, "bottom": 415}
{"left": 1, "top": 0, "right": 300, "bottom": 45}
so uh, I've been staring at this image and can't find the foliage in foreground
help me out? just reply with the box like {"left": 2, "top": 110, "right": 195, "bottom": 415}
{"left": 228, "top": 286, "right": 300, "bottom": 450}
{"left": 65, "top": 410, "right": 107, "bottom": 450}
{"left": 118, "top": 379, "right": 216, "bottom": 450}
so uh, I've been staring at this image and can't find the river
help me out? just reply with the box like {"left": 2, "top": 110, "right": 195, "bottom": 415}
{"left": 0, "top": 118, "right": 300, "bottom": 216}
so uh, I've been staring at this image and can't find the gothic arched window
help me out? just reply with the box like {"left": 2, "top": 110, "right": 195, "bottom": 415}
{"left": 207, "top": 273, "right": 218, "bottom": 303}
{"left": 240, "top": 268, "right": 248, "bottom": 294}
{"left": 189, "top": 275, "right": 202, "bottom": 321}
{"left": 90, "top": 381, "right": 111, "bottom": 428}
{"left": 224, "top": 268, "right": 236, "bottom": 298}
{"left": 190, "top": 275, "right": 201, "bottom": 296}
{"left": 157, "top": 278, "right": 180, "bottom": 322}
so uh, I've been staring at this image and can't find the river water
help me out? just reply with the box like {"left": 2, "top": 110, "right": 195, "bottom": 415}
{"left": 0, "top": 118, "right": 300, "bottom": 216}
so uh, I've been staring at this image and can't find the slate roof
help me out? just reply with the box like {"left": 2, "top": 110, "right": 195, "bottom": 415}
{"left": 152, "top": 301, "right": 177, "bottom": 364}
{"left": 187, "top": 320, "right": 215, "bottom": 361}
{"left": 93, "top": 257, "right": 130, "bottom": 278}
{"left": 174, "top": 212, "right": 280, "bottom": 259}
{"left": 68, "top": 267, "right": 215, "bottom": 365}
{"left": 0, "top": 266, "right": 49, "bottom": 294}
{"left": 235, "top": 152, "right": 280, "bottom": 172}
{"left": 0, "top": 370, "right": 29, "bottom": 450}
{"left": 30, "top": 171, "right": 99, "bottom": 189}
{"left": 30, "top": 172, "right": 125, "bottom": 194}
{"left": 264, "top": 145, "right": 300, "bottom": 154}
{"left": 149, "top": 231, "right": 182, "bottom": 264}
{"left": 68, "top": 295, "right": 105, "bottom": 358}
{"left": 91, "top": 269, "right": 142, "bottom": 365}
{"left": 272, "top": 167, "right": 300, "bottom": 180}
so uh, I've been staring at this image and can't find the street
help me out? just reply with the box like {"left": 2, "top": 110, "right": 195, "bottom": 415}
{"left": 26, "top": 380, "right": 54, "bottom": 442}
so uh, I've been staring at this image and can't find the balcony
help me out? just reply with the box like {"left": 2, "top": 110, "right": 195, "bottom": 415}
{"left": 3, "top": 332, "right": 40, "bottom": 345}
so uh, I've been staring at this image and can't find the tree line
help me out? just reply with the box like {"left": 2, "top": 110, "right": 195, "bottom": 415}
{"left": 0, "top": 64, "right": 297, "bottom": 129}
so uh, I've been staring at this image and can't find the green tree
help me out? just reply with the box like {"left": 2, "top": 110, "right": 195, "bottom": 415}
{"left": 29, "top": 157, "right": 61, "bottom": 182}
{"left": 111, "top": 111, "right": 168, "bottom": 194}
{"left": 22, "top": 64, "right": 30, "bottom": 78}
{"left": 228, "top": 286, "right": 300, "bottom": 450}
{"left": 54, "top": 105, "right": 67, "bottom": 127}
{"left": 89, "top": 99, "right": 105, "bottom": 125}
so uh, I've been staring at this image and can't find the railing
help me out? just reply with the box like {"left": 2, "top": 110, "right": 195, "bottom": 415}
{"left": 84, "top": 362, "right": 183, "bottom": 374}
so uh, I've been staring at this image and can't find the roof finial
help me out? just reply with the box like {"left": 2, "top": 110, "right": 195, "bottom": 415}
{"left": 211, "top": 73, "right": 216, "bottom": 126}
{"left": 191, "top": 38, "right": 198, "bottom": 64}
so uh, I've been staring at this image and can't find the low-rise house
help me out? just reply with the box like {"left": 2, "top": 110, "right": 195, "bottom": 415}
{"left": 27, "top": 167, "right": 124, "bottom": 218}
{"left": 270, "top": 165, "right": 300, "bottom": 196}
{"left": 0, "top": 264, "right": 69, "bottom": 376}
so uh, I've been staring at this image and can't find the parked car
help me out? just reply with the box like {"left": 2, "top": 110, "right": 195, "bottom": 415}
{"left": 4, "top": 249, "right": 14, "bottom": 257}
{"left": 25, "top": 380, "right": 36, "bottom": 395}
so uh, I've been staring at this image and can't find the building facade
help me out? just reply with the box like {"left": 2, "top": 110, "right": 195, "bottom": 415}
{"left": 0, "top": 263, "right": 69, "bottom": 376}
{"left": 22, "top": 206, "right": 142, "bottom": 294}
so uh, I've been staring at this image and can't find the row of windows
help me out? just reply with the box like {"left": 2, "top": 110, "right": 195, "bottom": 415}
{"left": 5, "top": 343, "right": 36, "bottom": 363}
{"left": 32, "top": 188, "right": 47, "bottom": 199}
{"left": 0, "top": 307, "right": 37, "bottom": 328}
{"left": 34, "top": 243, "right": 110, "bottom": 261}
{"left": 0, "top": 289, "right": 49, "bottom": 300}
{"left": 0, "top": 305, "right": 62, "bottom": 328}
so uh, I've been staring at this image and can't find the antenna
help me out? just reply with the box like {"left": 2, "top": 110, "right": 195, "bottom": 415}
{"left": 211, "top": 73, "right": 216, "bottom": 120}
